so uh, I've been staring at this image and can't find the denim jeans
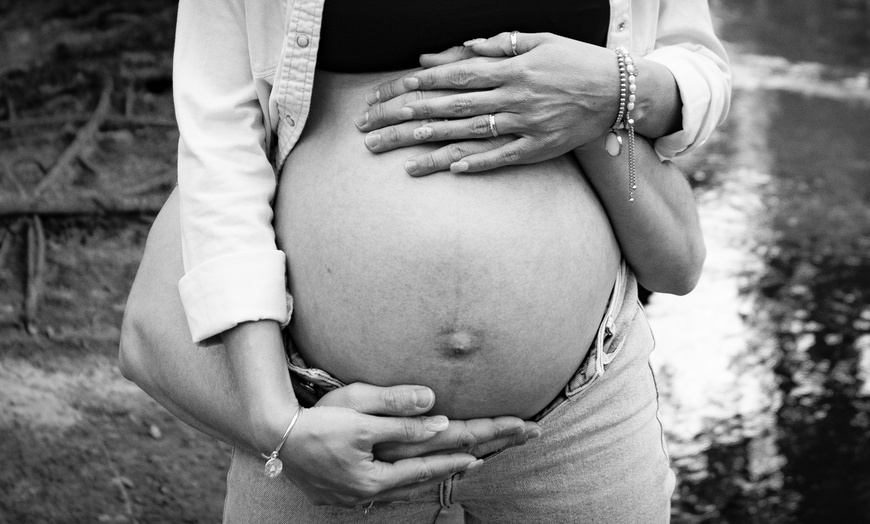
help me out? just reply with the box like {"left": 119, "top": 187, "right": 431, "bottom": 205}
{"left": 223, "top": 263, "right": 676, "bottom": 523}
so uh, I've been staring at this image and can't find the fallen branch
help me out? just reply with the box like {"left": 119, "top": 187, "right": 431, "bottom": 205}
{"left": 0, "top": 114, "right": 177, "bottom": 130}
{"left": 0, "top": 193, "right": 167, "bottom": 216}
{"left": 34, "top": 69, "right": 114, "bottom": 196}
{"left": 25, "top": 215, "right": 46, "bottom": 335}
{"left": 116, "top": 173, "right": 175, "bottom": 196}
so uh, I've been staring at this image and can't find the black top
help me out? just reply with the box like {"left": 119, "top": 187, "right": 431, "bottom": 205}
{"left": 317, "top": 0, "right": 610, "bottom": 73}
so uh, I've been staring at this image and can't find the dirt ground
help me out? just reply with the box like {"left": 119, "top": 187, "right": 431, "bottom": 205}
{"left": 0, "top": 2, "right": 235, "bottom": 522}
{"left": 0, "top": 338, "right": 232, "bottom": 523}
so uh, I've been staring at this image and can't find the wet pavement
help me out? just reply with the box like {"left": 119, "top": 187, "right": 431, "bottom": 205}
{"left": 646, "top": 1, "right": 870, "bottom": 522}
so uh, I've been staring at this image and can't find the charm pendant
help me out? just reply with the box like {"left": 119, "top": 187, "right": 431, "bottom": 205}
{"left": 264, "top": 456, "right": 283, "bottom": 478}
{"left": 605, "top": 130, "right": 623, "bottom": 157}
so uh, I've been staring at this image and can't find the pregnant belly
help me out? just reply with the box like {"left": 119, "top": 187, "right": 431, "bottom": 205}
{"left": 275, "top": 70, "right": 620, "bottom": 419}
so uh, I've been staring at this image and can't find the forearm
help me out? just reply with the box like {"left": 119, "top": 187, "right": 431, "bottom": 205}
{"left": 222, "top": 320, "right": 299, "bottom": 453}
{"left": 119, "top": 190, "right": 292, "bottom": 455}
{"left": 573, "top": 134, "right": 705, "bottom": 295}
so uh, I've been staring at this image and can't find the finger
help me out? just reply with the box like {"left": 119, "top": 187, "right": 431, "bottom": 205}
{"left": 356, "top": 89, "right": 427, "bottom": 130}
{"left": 448, "top": 138, "right": 534, "bottom": 173}
{"left": 467, "top": 422, "right": 542, "bottom": 457}
{"left": 398, "top": 91, "right": 501, "bottom": 122}
{"left": 419, "top": 45, "right": 478, "bottom": 68}
{"left": 363, "top": 119, "right": 441, "bottom": 153}
{"left": 373, "top": 417, "right": 529, "bottom": 462}
{"left": 357, "top": 89, "right": 456, "bottom": 132}
{"left": 402, "top": 60, "right": 505, "bottom": 92}
{"left": 365, "top": 115, "right": 504, "bottom": 154}
{"left": 366, "top": 74, "right": 414, "bottom": 106}
{"left": 404, "top": 137, "right": 513, "bottom": 177}
{"left": 361, "top": 413, "right": 452, "bottom": 445}
{"left": 464, "top": 31, "right": 549, "bottom": 57}
{"left": 318, "top": 383, "right": 436, "bottom": 416}
{"left": 372, "top": 453, "right": 481, "bottom": 490}
{"left": 413, "top": 420, "right": 542, "bottom": 459}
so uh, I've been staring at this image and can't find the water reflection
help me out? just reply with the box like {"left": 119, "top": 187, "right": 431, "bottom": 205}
{"left": 711, "top": 0, "right": 870, "bottom": 69}
{"left": 645, "top": 3, "right": 870, "bottom": 519}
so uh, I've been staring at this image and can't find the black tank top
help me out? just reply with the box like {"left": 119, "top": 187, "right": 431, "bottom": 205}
{"left": 317, "top": 0, "right": 610, "bottom": 73}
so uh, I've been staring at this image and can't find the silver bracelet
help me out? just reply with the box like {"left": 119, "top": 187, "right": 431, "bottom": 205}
{"left": 605, "top": 47, "right": 639, "bottom": 202}
{"left": 262, "top": 405, "right": 302, "bottom": 479}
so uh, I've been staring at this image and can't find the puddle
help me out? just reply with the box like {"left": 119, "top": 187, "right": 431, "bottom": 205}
{"left": 645, "top": 4, "right": 870, "bottom": 518}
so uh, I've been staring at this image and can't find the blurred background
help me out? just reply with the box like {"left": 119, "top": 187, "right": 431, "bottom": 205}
{"left": 0, "top": 1, "right": 868, "bottom": 522}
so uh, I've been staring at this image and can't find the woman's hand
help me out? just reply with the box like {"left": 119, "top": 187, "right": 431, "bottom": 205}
{"left": 278, "top": 383, "right": 541, "bottom": 507}
{"left": 316, "top": 383, "right": 541, "bottom": 462}
{"left": 355, "top": 32, "right": 620, "bottom": 176}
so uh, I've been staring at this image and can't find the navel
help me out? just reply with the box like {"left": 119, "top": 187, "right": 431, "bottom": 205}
{"left": 436, "top": 329, "right": 485, "bottom": 358}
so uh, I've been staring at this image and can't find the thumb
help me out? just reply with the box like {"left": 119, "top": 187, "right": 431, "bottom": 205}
{"left": 419, "top": 45, "right": 477, "bottom": 68}
{"left": 464, "top": 31, "right": 547, "bottom": 57}
{"left": 317, "top": 383, "right": 436, "bottom": 416}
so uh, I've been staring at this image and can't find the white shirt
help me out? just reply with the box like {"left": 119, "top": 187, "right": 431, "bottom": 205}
{"left": 174, "top": 0, "right": 731, "bottom": 343}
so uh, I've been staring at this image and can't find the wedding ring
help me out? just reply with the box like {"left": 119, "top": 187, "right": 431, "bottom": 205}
{"left": 510, "top": 31, "right": 518, "bottom": 56}
{"left": 489, "top": 113, "right": 499, "bottom": 137}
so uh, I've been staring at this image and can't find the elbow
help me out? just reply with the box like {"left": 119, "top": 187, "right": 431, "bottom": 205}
{"left": 637, "top": 237, "right": 706, "bottom": 296}
{"left": 118, "top": 298, "right": 155, "bottom": 388}
{"left": 664, "top": 237, "right": 706, "bottom": 296}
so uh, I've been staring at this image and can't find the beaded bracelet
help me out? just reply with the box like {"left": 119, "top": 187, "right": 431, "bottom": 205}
{"left": 605, "top": 47, "right": 638, "bottom": 202}
{"left": 262, "top": 405, "right": 302, "bottom": 479}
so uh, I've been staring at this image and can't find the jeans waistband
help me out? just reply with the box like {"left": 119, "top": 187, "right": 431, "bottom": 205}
{"left": 283, "top": 260, "right": 634, "bottom": 409}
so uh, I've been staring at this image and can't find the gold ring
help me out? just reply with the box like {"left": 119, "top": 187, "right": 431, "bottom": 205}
{"left": 489, "top": 113, "right": 499, "bottom": 138}
{"left": 510, "top": 31, "right": 518, "bottom": 56}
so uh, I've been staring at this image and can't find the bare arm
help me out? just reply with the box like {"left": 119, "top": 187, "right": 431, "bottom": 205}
{"left": 120, "top": 190, "right": 540, "bottom": 506}
{"left": 573, "top": 135, "right": 705, "bottom": 295}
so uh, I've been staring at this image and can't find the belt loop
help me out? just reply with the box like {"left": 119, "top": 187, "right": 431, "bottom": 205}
{"left": 595, "top": 260, "right": 628, "bottom": 374}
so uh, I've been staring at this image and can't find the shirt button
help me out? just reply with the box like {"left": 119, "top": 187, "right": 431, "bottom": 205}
{"left": 296, "top": 35, "right": 309, "bottom": 47}
{"left": 617, "top": 20, "right": 627, "bottom": 32}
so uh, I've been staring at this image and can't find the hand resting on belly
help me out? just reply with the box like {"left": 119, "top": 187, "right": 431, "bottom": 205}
{"left": 275, "top": 69, "right": 621, "bottom": 419}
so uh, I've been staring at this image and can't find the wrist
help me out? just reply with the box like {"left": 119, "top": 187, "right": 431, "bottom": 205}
{"left": 574, "top": 133, "right": 608, "bottom": 156}
{"left": 631, "top": 56, "right": 682, "bottom": 138}
{"left": 250, "top": 396, "right": 301, "bottom": 455}
{"left": 221, "top": 320, "right": 300, "bottom": 453}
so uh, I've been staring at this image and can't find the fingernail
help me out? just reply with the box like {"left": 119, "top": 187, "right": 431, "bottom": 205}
{"left": 413, "top": 387, "right": 434, "bottom": 409}
{"left": 404, "top": 160, "right": 419, "bottom": 176}
{"left": 463, "top": 38, "right": 487, "bottom": 46}
{"left": 413, "top": 126, "right": 433, "bottom": 140}
{"left": 366, "top": 90, "right": 379, "bottom": 105}
{"left": 364, "top": 132, "right": 381, "bottom": 149}
{"left": 424, "top": 415, "right": 448, "bottom": 431}
{"left": 354, "top": 112, "right": 369, "bottom": 129}
{"left": 450, "top": 161, "right": 469, "bottom": 173}
{"left": 528, "top": 429, "right": 542, "bottom": 440}
{"left": 466, "top": 459, "right": 484, "bottom": 471}
{"left": 397, "top": 107, "right": 414, "bottom": 120}
{"left": 403, "top": 77, "right": 420, "bottom": 90}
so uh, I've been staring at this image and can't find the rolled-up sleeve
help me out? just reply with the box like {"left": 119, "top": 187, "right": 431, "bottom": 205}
{"left": 644, "top": 0, "right": 732, "bottom": 160}
{"left": 174, "top": 0, "right": 288, "bottom": 344}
